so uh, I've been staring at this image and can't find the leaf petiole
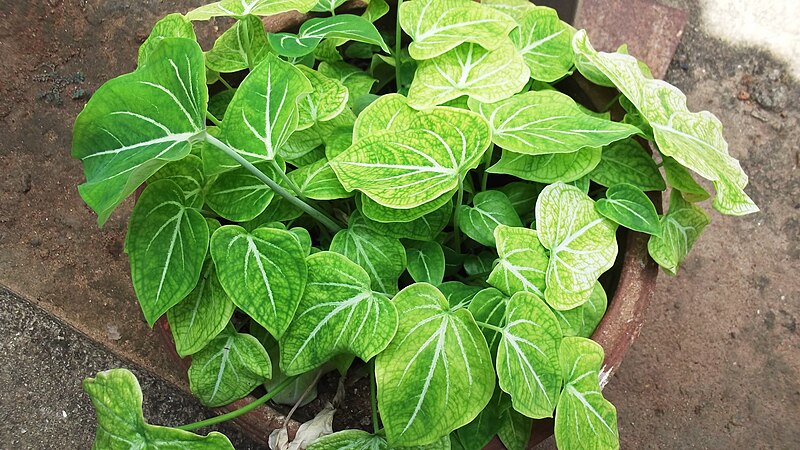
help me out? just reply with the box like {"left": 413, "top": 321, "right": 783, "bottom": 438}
{"left": 475, "top": 320, "right": 505, "bottom": 334}
{"left": 394, "top": 0, "right": 404, "bottom": 87}
{"left": 452, "top": 178, "right": 464, "bottom": 251}
{"left": 370, "top": 359, "right": 380, "bottom": 434}
{"left": 205, "top": 111, "right": 221, "bottom": 127}
{"left": 177, "top": 375, "right": 298, "bottom": 431}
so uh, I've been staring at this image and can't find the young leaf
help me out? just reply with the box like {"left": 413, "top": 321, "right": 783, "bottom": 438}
{"left": 550, "top": 281, "right": 606, "bottom": 338}
{"left": 220, "top": 53, "right": 313, "bottom": 162}
{"left": 536, "top": 182, "right": 618, "bottom": 310}
{"left": 497, "top": 406, "right": 533, "bottom": 450}
{"left": 360, "top": 191, "right": 455, "bottom": 223}
{"left": 399, "top": 0, "right": 517, "bottom": 60}
{"left": 573, "top": 30, "right": 757, "bottom": 216}
{"left": 487, "top": 225, "right": 549, "bottom": 298}
{"left": 662, "top": 156, "right": 711, "bottom": 202}
{"left": 73, "top": 38, "right": 206, "bottom": 225}
{"left": 288, "top": 158, "right": 351, "bottom": 200}
{"left": 330, "top": 108, "right": 491, "bottom": 209}
{"left": 407, "top": 42, "right": 530, "bottom": 109}
{"left": 589, "top": 139, "right": 665, "bottom": 191}
{"left": 280, "top": 251, "right": 399, "bottom": 375}
{"left": 509, "top": 7, "right": 575, "bottom": 82}
{"left": 455, "top": 387, "right": 508, "bottom": 450}
{"left": 296, "top": 65, "right": 349, "bottom": 128}
{"left": 362, "top": 0, "right": 390, "bottom": 22}
{"left": 84, "top": 369, "right": 234, "bottom": 449}
{"left": 463, "top": 251, "right": 497, "bottom": 277}
{"left": 330, "top": 214, "right": 407, "bottom": 294}
{"left": 149, "top": 154, "right": 205, "bottom": 209}
{"left": 498, "top": 182, "right": 543, "bottom": 220}
{"left": 488, "top": 147, "right": 602, "bottom": 183}
{"left": 596, "top": 183, "right": 661, "bottom": 235}
{"left": 188, "top": 329, "right": 272, "bottom": 407}
{"left": 647, "top": 191, "right": 710, "bottom": 275}
{"left": 318, "top": 61, "right": 377, "bottom": 108}
{"left": 481, "top": 0, "right": 535, "bottom": 22}
{"left": 205, "top": 15, "right": 271, "bottom": 73}
{"left": 458, "top": 191, "right": 523, "bottom": 246}
{"left": 204, "top": 160, "right": 283, "bottom": 221}
{"left": 268, "top": 15, "right": 389, "bottom": 58}
{"left": 308, "top": 430, "right": 451, "bottom": 449}
{"left": 497, "top": 292, "right": 562, "bottom": 419}
{"left": 353, "top": 93, "right": 419, "bottom": 140}
{"left": 310, "top": 0, "right": 347, "bottom": 13}
{"left": 126, "top": 180, "right": 209, "bottom": 326}
{"left": 376, "top": 283, "right": 495, "bottom": 446}
{"left": 185, "top": 0, "right": 317, "bottom": 20}
{"left": 362, "top": 198, "right": 453, "bottom": 240}
{"left": 468, "top": 288, "right": 508, "bottom": 353}
{"left": 406, "top": 241, "right": 446, "bottom": 285}
{"left": 210, "top": 225, "right": 307, "bottom": 339}
{"left": 469, "top": 90, "right": 639, "bottom": 156}
{"left": 138, "top": 14, "right": 197, "bottom": 66}
{"left": 440, "top": 282, "right": 483, "bottom": 309}
{"left": 554, "top": 337, "right": 619, "bottom": 450}
{"left": 167, "top": 261, "right": 235, "bottom": 357}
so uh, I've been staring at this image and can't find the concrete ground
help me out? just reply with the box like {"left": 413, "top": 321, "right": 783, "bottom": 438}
{"left": 0, "top": 0, "right": 798, "bottom": 448}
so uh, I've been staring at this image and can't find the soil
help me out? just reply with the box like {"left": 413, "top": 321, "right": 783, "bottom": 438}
{"left": 0, "top": 0, "right": 798, "bottom": 449}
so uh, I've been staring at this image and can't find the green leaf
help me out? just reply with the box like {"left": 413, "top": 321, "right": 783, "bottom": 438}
{"left": 497, "top": 407, "right": 532, "bottom": 450}
{"left": 73, "top": 38, "right": 206, "bottom": 225}
{"left": 363, "top": 198, "right": 453, "bottom": 240}
{"left": 647, "top": 191, "right": 710, "bottom": 275}
{"left": 210, "top": 225, "right": 307, "bottom": 338}
{"left": 663, "top": 156, "right": 711, "bottom": 202}
{"left": 188, "top": 329, "right": 272, "bottom": 407}
{"left": 487, "top": 225, "right": 549, "bottom": 298}
{"left": 573, "top": 30, "right": 757, "bottom": 216}
{"left": 126, "top": 180, "right": 209, "bottom": 326}
{"left": 468, "top": 288, "right": 508, "bottom": 353}
{"left": 167, "top": 261, "right": 235, "bottom": 357}
{"left": 481, "top": 0, "right": 535, "bottom": 22}
{"left": 496, "top": 291, "right": 562, "bottom": 418}
{"left": 268, "top": 15, "right": 389, "bottom": 58}
{"left": 330, "top": 214, "right": 407, "bottom": 294}
{"left": 406, "top": 241, "right": 446, "bottom": 285}
{"left": 399, "top": 0, "right": 517, "bottom": 60}
{"left": 439, "top": 282, "right": 483, "bottom": 309}
{"left": 455, "top": 387, "right": 508, "bottom": 450}
{"left": 149, "top": 154, "right": 205, "bottom": 209}
{"left": 407, "top": 43, "right": 530, "bottom": 109}
{"left": 318, "top": 61, "right": 377, "bottom": 108}
{"left": 280, "top": 251, "right": 398, "bottom": 375}
{"left": 536, "top": 183, "right": 618, "bottom": 310}
{"left": 186, "top": 0, "right": 317, "bottom": 20}
{"left": 568, "top": 174, "right": 591, "bottom": 194}
{"left": 220, "top": 53, "right": 313, "bottom": 162}
{"left": 489, "top": 147, "right": 602, "bottom": 183}
{"left": 458, "top": 191, "right": 522, "bottom": 246}
{"left": 331, "top": 108, "right": 491, "bottom": 208}
{"left": 138, "top": 14, "right": 196, "bottom": 66}
{"left": 243, "top": 196, "right": 304, "bottom": 227}
{"left": 308, "top": 430, "right": 451, "bottom": 449}
{"left": 376, "top": 283, "right": 495, "bottom": 446}
{"left": 469, "top": 90, "right": 638, "bottom": 156}
{"left": 554, "top": 337, "right": 619, "bottom": 450}
{"left": 510, "top": 7, "right": 574, "bottom": 82}
{"left": 353, "top": 93, "right": 419, "bottom": 141}
{"left": 206, "top": 15, "right": 271, "bottom": 73}
{"left": 550, "top": 281, "right": 607, "bottom": 338}
{"left": 596, "top": 183, "right": 661, "bottom": 235}
{"left": 296, "top": 66, "right": 349, "bottom": 128}
{"left": 363, "top": 0, "right": 390, "bottom": 23}
{"left": 360, "top": 191, "right": 455, "bottom": 223}
{"left": 84, "top": 369, "right": 234, "bottom": 449}
{"left": 288, "top": 226, "right": 312, "bottom": 255}
{"left": 498, "top": 182, "right": 542, "bottom": 221}
{"left": 589, "top": 139, "right": 665, "bottom": 191}
{"left": 260, "top": 332, "right": 322, "bottom": 406}
{"left": 204, "top": 161, "right": 282, "bottom": 221}
{"left": 289, "top": 158, "right": 351, "bottom": 200}
{"left": 463, "top": 251, "right": 496, "bottom": 277}
{"left": 310, "top": 0, "right": 347, "bottom": 13}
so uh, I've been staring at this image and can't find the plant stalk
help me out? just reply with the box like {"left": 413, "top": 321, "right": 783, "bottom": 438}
{"left": 475, "top": 321, "right": 505, "bottom": 334}
{"left": 370, "top": 359, "right": 380, "bottom": 434}
{"left": 203, "top": 132, "right": 342, "bottom": 232}
{"left": 394, "top": 0, "right": 404, "bottom": 87}
{"left": 452, "top": 179, "right": 464, "bottom": 252}
{"left": 205, "top": 111, "right": 221, "bottom": 127}
{"left": 177, "top": 376, "right": 298, "bottom": 431}
{"left": 481, "top": 145, "right": 495, "bottom": 191}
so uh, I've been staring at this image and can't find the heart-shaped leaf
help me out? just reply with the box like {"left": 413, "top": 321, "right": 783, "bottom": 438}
{"left": 551, "top": 281, "right": 607, "bottom": 338}
{"left": 84, "top": 369, "right": 234, "bottom": 449}
{"left": 487, "top": 225, "right": 549, "bottom": 298}
{"left": 220, "top": 53, "right": 313, "bottom": 162}
{"left": 269, "top": 15, "right": 389, "bottom": 58}
{"left": 440, "top": 282, "right": 483, "bottom": 309}
{"left": 481, "top": 0, "right": 535, "bottom": 22}
{"left": 362, "top": 198, "right": 453, "bottom": 240}
{"left": 458, "top": 191, "right": 523, "bottom": 246}
{"left": 497, "top": 405, "right": 533, "bottom": 450}
{"left": 138, "top": 14, "right": 197, "bottom": 66}
{"left": 210, "top": 225, "right": 307, "bottom": 339}
{"left": 186, "top": 0, "right": 317, "bottom": 20}
{"left": 536, "top": 182, "right": 618, "bottom": 310}
{"left": 206, "top": 15, "right": 272, "bottom": 73}
{"left": 318, "top": 61, "right": 377, "bottom": 108}
{"left": 455, "top": 387, "right": 509, "bottom": 450}
{"left": 126, "top": 180, "right": 209, "bottom": 326}
{"left": 296, "top": 65, "right": 349, "bottom": 128}
{"left": 399, "top": 0, "right": 517, "bottom": 60}
{"left": 73, "top": 38, "right": 206, "bottom": 225}
{"left": 353, "top": 93, "right": 419, "bottom": 140}
{"left": 464, "top": 251, "right": 497, "bottom": 277}
{"left": 408, "top": 42, "right": 530, "bottom": 109}
{"left": 149, "top": 154, "right": 205, "bottom": 209}
{"left": 497, "top": 291, "right": 562, "bottom": 418}
{"left": 376, "top": 283, "right": 495, "bottom": 446}
{"left": 167, "top": 260, "right": 235, "bottom": 357}
{"left": 647, "top": 191, "right": 710, "bottom": 275}
{"left": 509, "top": 6, "right": 574, "bottom": 82}
{"left": 308, "top": 430, "right": 451, "bottom": 449}
{"left": 188, "top": 328, "right": 272, "bottom": 407}
{"left": 573, "top": 30, "right": 757, "bottom": 216}
{"left": 330, "top": 108, "right": 491, "bottom": 208}
{"left": 554, "top": 337, "right": 619, "bottom": 450}
{"left": 468, "top": 288, "right": 508, "bottom": 354}
{"left": 280, "top": 251, "right": 399, "bottom": 375}
{"left": 359, "top": 191, "right": 456, "bottom": 223}
{"left": 489, "top": 147, "right": 602, "bottom": 183}
{"left": 662, "top": 156, "right": 710, "bottom": 202}
{"left": 204, "top": 160, "right": 283, "bottom": 221}
{"left": 469, "top": 90, "right": 638, "bottom": 156}
{"left": 596, "top": 183, "right": 661, "bottom": 235}
{"left": 406, "top": 241, "right": 446, "bottom": 285}
{"left": 589, "top": 139, "right": 665, "bottom": 191}
{"left": 288, "top": 158, "right": 351, "bottom": 200}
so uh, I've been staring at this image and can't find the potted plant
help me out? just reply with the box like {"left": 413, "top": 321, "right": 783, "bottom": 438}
{"left": 73, "top": 0, "right": 757, "bottom": 449}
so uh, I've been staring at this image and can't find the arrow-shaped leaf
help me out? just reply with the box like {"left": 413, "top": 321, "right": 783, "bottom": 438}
{"left": 210, "top": 225, "right": 307, "bottom": 339}
{"left": 376, "top": 283, "right": 495, "bottom": 446}
{"left": 280, "top": 251, "right": 399, "bottom": 375}
{"left": 186, "top": 0, "right": 317, "bottom": 20}
{"left": 487, "top": 225, "right": 549, "bottom": 298}
{"left": 73, "top": 38, "right": 206, "bottom": 225}
{"left": 406, "top": 241, "right": 446, "bottom": 285}
{"left": 458, "top": 190, "right": 523, "bottom": 246}
{"left": 596, "top": 183, "right": 661, "bottom": 235}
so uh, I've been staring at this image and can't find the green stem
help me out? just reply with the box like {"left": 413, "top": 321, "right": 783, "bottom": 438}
{"left": 394, "top": 0, "right": 404, "bottom": 87}
{"left": 370, "top": 360, "right": 379, "bottom": 434}
{"left": 219, "top": 77, "right": 234, "bottom": 91}
{"left": 269, "top": 160, "right": 308, "bottom": 202}
{"left": 601, "top": 93, "right": 622, "bottom": 113}
{"left": 481, "top": 145, "right": 495, "bottom": 191}
{"left": 475, "top": 321, "right": 504, "bottom": 334}
{"left": 452, "top": 179, "right": 464, "bottom": 251}
{"left": 177, "top": 376, "right": 298, "bottom": 431}
{"left": 205, "top": 111, "right": 221, "bottom": 127}
{"left": 203, "top": 132, "right": 342, "bottom": 232}
{"left": 240, "top": 17, "right": 255, "bottom": 70}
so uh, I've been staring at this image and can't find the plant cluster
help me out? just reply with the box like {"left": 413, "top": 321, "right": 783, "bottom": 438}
{"left": 74, "top": 0, "right": 756, "bottom": 449}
